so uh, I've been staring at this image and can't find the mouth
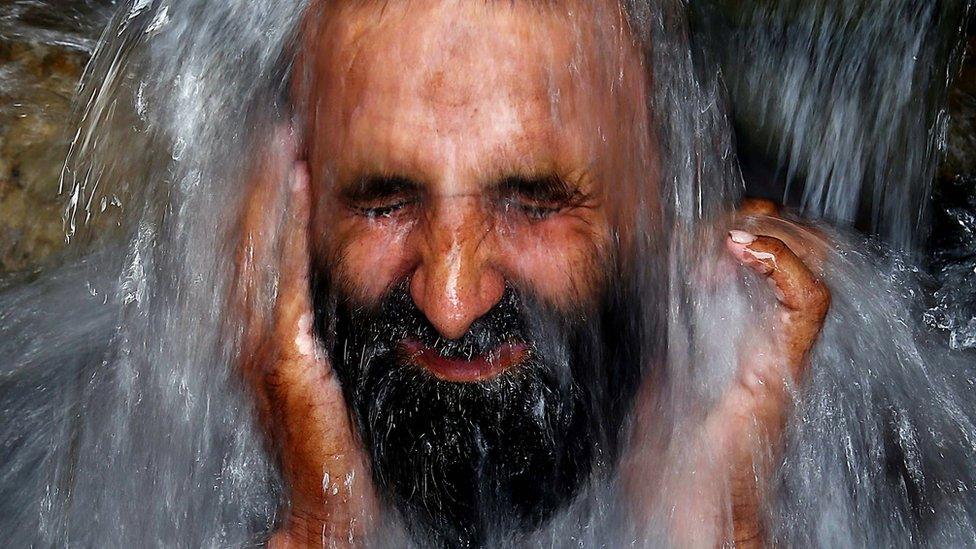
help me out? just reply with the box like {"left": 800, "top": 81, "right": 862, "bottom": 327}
{"left": 398, "top": 338, "right": 530, "bottom": 382}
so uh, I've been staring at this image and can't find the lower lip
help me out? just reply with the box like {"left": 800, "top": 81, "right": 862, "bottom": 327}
{"left": 398, "top": 339, "right": 530, "bottom": 382}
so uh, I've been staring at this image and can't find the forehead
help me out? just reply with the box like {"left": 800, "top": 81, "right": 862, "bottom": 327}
{"left": 302, "top": 0, "right": 643, "bottom": 183}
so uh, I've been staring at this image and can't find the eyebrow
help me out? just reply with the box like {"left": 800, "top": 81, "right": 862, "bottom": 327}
{"left": 339, "top": 174, "right": 421, "bottom": 203}
{"left": 338, "top": 171, "right": 589, "bottom": 204}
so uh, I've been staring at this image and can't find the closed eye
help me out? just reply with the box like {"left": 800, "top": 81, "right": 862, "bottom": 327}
{"left": 340, "top": 174, "right": 421, "bottom": 219}
{"left": 494, "top": 174, "right": 588, "bottom": 220}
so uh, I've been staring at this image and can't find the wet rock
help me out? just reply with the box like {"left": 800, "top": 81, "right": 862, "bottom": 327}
{"left": 927, "top": 35, "right": 976, "bottom": 349}
{"left": 0, "top": 39, "right": 86, "bottom": 273}
{"left": 943, "top": 37, "right": 976, "bottom": 181}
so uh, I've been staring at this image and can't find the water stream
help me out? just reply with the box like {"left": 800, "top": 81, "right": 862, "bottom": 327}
{"left": 1, "top": 1, "right": 975, "bottom": 547}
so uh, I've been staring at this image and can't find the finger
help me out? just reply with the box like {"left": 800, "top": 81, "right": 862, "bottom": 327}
{"left": 727, "top": 231, "right": 827, "bottom": 312}
{"left": 274, "top": 161, "right": 322, "bottom": 365}
{"left": 278, "top": 161, "right": 312, "bottom": 315}
{"left": 236, "top": 127, "right": 301, "bottom": 337}
{"left": 736, "top": 197, "right": 780, "bottom": 218}
{"left": 240, "top": 127, "right": 300, "bottom": 250}
{"left": 732, "top": 216, "right": 829, "bottom": 277}
{"left": 726, "top": 230, "right": 830, "bottom": 372}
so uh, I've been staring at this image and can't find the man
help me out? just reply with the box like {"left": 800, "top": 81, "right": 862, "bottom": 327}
{"left": 237, "top": 1, "right": 829, "bottom": 546}
{"left": 7, "top": 0, "right": 969, "bottom": 547}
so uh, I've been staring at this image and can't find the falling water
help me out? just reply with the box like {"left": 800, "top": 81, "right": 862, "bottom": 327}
{"left": 1, "top": 0, "right": 975, "bottom": 547}
{"left": 692, "top": 1, "right": 976, "bottom": 352}
{"left": 692, "top": 0, "right": 972, "bottom": 251}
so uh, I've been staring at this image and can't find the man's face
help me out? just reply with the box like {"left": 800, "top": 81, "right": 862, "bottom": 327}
{"left": 299, "top": 0, "right": 655, "bottom": 544}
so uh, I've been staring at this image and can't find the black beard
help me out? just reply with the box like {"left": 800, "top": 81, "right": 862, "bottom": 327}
{"left": 312, "top": 276, "right": 644, "bottom": 548}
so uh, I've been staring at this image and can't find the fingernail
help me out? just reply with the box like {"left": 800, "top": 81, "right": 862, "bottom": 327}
{"left": 729, "top": 230, "right": 757, "bottom": 244}
{"left": 746, "top": 249, "right": 776, "bottom": 262}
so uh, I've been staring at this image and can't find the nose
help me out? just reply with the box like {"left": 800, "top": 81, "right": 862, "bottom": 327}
{"left": 410, "top": 198, "right": 505, "bottom": 340}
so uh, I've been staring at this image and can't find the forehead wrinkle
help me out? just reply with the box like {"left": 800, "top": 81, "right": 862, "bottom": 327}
{"left": 337, "top": 110, "right": 567, "bottom": 189}
{"left": 330, "top": 0, "right": 580, "bottom": 101}
{"left": 310, "top": 0, "right": 644, "bottom": 99}
{"left": 310, "top": 0, "right": 642, "bottom": 193}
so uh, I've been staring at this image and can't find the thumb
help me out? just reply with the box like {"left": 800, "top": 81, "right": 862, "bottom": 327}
{"left": 274, "top": 160, "right": 320, "bottom": 360}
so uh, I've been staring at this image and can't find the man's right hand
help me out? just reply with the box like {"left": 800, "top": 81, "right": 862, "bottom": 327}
{"left": 235, "top": 130, "right": 374, "bottom": 547}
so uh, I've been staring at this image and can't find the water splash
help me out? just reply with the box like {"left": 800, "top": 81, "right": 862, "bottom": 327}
{"left": 694, "top": 0, "right": 972, "bottom": 252}
{"left": 1, "top": 0, "right": 975, "bottom": 547}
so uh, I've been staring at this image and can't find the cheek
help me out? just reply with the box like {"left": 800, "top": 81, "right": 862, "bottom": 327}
{"left": 318, "top": 209, "right": 610, "bottom": 307}
{"left": 325, "top": 217, "right": 418, "bottom": 302}
{"left": 497, "top": 215, "right": 609, "bottom": 306}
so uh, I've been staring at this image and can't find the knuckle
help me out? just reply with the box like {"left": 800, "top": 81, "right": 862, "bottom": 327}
{"left": 757, "top": 236, "right": 790, "bottom": 258}
{"left": 740, "top": 197, "right": 780, "bottom": 217}
{"left": 804, "top": 281, "right": 831, "bottom": 319}
{"left": 815, "top": 285, "right": 831, "bottom": 317}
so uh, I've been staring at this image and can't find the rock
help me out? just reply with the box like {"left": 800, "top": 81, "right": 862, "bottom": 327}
{"left": 0, "top": 38, "right": 86, "bottom": 273}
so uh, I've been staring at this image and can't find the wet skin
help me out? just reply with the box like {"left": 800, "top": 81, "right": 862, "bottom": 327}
{"left": 236, "top": 1, "right": 830, "bottom": 547}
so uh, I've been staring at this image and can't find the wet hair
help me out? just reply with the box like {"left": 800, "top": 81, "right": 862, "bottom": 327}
{"left": 0, "top": 0, "right": 731, "bottom": 545}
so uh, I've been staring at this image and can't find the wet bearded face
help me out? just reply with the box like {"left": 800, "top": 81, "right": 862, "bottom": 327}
{"left": 314, "top": 270, "right": 633, "bottom": 544}
{"left": 300, "top": 0, "right": 656, "bottom": 545}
